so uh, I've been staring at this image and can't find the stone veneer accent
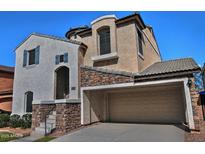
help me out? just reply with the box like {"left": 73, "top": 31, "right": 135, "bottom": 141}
{"left": 80, "top": 66, "right": 134, "bottom": 87}
{"left": 32, "top": 104, "right": 56, "bottom": 129}
{"left": 185, "top": 77, "right": 205, "bottom": 141}
{"left": 32, "top": 103, "right": 81, "bottom": 134}
{"left": 55, "top": 103, "right": 81, "bottom": 134}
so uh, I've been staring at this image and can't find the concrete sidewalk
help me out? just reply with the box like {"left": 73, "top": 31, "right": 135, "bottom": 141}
{"left": 11, "top": 133, "right": 43, "bottom": 142}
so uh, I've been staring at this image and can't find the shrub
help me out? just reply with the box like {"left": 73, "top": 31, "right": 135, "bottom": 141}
{"left": 21, "top": 114, "right": 32, "bottom": 128}
{"left": 9, "top": 114, "right": 21, "bottom": 128}
{"left": 0, "top": 114, "right": 10, "bottom": 128}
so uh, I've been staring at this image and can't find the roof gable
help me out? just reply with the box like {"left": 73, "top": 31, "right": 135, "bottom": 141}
{"left": 15, "top": 33, "right": 85, "bottom": 51}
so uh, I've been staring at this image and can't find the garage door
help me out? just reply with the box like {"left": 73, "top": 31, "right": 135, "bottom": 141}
{"left": 108, "top": 86, "right": 186, "bottom": 124}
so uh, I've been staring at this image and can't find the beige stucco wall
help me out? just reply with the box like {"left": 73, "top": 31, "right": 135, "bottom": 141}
{"left": 74, "top": 15, "right": 161, "bottom": 73}
{"left": 115, "top": 22, "right": 139, "bottom": 72}
{"left": 137, "top": 27, "right": 161, "bottom": 72}
{"left": 82, "top": 90, "right": 106, "bottom": 124}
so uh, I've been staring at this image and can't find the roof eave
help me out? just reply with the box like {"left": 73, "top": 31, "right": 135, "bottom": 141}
{"left": 116, "top": 12, "right": 146, "bottom": 29}
{"left": 134, "top": 69, "right": 201, "bottom": 82}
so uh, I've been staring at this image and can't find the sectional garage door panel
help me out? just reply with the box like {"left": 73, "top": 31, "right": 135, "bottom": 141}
{"left": 108, "top": 86, "right": 186, "bottom": 123}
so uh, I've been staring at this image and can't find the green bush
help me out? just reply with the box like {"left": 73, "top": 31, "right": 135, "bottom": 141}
{"left": 0, "top": 114, "right": 32, "bottom": 129}
{"left": 0, "top": 114, "right": 10, "bottom": 128}
{"left": 9, "top": 114, "right": 21, "bottom": 128}
{"left": 21, "top": 114, "right": 32, "bottom": 128}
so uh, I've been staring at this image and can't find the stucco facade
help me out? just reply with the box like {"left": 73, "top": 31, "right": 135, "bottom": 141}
{"left": 67, "top": 14, "right": 161, "bottom": 72}
{"left": 12, "top": 34, "right": 85, "bottom": 115}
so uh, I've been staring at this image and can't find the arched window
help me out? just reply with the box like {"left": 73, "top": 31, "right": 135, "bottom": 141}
{"left": 98, "top": 27, "right": 111, "bottom": 55}
{"left": 25, "top": 91, "right": 33, "bottom": 112}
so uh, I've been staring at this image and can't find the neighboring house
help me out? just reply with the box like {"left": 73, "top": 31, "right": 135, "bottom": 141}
{"left": 0, "top": 65, "right": 14, "bottom": 113}
{"left": 202, "top": 63, "right": 205, "bottom": 88}
{"left": 12, "top": 13, "right": 204, "bottom": 140}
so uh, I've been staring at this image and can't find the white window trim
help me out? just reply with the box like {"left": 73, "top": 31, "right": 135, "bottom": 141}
{"left": 25, "top": 63, "right": 38, "bottom": 69}
{"left": 80, "top": 78, "right": 195, "bottom": 130}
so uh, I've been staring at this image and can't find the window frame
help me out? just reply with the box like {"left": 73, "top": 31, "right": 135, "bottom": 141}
{"left": 60, "top": 55, "right": 64, "bottom": 63}
{"left": 137, "top": 29, "right": 144, "bottom": 58}
{"left": 24, "top": 91, "right": 33, "bottom": 113}
{"left": 23, "top": 46, "right": 40, "bottom": 67}
{"left": 28, "top": 49, "right": 36, "bottom": 66}
{"left": 97, "top": 26, "right": 111, "bottom": 56}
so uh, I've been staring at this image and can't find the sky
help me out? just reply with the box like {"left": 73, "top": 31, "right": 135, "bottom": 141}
{"left": 0, "top": 11, "right": 204, "bottom": 67}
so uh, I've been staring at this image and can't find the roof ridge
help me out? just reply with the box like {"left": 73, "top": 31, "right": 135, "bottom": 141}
{"left": 31, "top": 32, "right": 82, "bottom": 44}
{"left": 15, "top": 32, "right": 85, "bottom": 51}
{"left": 157, "top": 57, "right": 194, "bottom": 63}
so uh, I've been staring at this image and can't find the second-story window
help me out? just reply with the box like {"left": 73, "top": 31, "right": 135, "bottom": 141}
{"left": 137, "top": 29, "right": 143, "bottom": 56}
{"left": 23, "top": 46, "right": 40, "bottom": 67}
{"left": 55, "top": 53, "right": 68, "bottom": 65}
{"left": 28, "top": 49, "right": 36, "bottom": 65}
{"left": 98, "top": 27, "right": 111, "bottom": 55}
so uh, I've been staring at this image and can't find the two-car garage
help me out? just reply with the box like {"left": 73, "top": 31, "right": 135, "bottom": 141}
{"left": 81, "top": 79, "right": 193, "bottom": 127}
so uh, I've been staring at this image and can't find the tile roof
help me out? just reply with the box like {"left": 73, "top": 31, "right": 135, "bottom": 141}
{"left": 0, "top": 65, "right": 14, "bottom": 73}
{"left": 138, "top": 58, "right": 200, "bottom": 77}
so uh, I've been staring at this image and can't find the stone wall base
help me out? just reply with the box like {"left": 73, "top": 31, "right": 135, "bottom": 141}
{"left": 55, "top": 103, "right": 81, "bottom": 134}
{"left": 32, "top": 103, "right": 81, "bottom": 135}
{"left": 185, "top": 130, "right": 205, "bottom": 142}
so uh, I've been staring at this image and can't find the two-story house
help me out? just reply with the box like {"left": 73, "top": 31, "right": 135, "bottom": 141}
{"left": 0, "top": 65, "right": 14, "bottom": 113}
{"left": 12, "top": 13, "right": 204, "bottom": 140}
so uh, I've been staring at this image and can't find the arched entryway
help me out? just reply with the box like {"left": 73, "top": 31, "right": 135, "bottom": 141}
{"left": 55, "top": 66, "right": 69, "bottom": 99}
{"left": 25, "top": 91, "right": 33, "bottom": 113}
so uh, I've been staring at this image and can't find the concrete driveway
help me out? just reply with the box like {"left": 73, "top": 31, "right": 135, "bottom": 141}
{"left": 52, "top": 123, "right": 185, "bottom": 142}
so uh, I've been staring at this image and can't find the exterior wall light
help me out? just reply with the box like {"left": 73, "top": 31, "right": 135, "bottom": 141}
{"left": 187, "top": 79, "right": 192, "bottom": 88}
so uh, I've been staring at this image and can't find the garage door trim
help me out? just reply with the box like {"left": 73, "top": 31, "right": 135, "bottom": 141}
{"left": 81, "top": 77, "right": 195, "bottom": 129}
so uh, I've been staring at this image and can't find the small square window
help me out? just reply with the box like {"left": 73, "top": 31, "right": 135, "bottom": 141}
{"left": 60, "top": 55, "right": 64, "bottom": 62}
{"left": 28, "top": 49, "right": 36, "bottom": 65}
